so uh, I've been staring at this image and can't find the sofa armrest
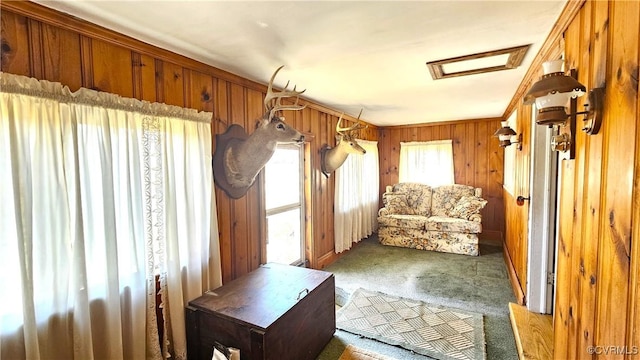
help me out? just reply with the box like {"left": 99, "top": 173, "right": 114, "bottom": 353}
{"left": 378, "top": 207, "right": 390, "bottom": 217}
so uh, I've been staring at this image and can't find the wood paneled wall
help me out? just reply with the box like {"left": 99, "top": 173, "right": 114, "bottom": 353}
{"left": 0, "top": 2, "right": 379, "bottom": 283}
{"left": 556, "top": 1, "right": 639, "bottom": 357}
{"left": 378, "top": 119, "right": 506, "bottom": 244}
{"left": 503, "top": 0, "right": 639, "bottom": 357}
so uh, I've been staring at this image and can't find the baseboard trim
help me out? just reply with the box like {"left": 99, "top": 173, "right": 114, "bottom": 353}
{"left": 317, "top": 250, "right": 339, "bottom": 269}
{"left": 503, "top": 243, "right": 526, "bottom": 305}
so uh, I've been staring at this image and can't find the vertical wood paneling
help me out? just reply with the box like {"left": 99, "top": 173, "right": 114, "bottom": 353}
{"left": 574, "top": 2, "right": 601, "bottom": 356}
{"left": 228, "top": 83, "right": 250, "bottom": 278}
{"left": 594, "top": 0, "right": 637, "bottom": 353}
{"left": 554, "top": 156, "right": 576, "bottom": 360}
{"left": 27, "top": 19, "right": 43, "bottom": 80}
{"left": 502, "top": 97, "right": 532, "bottom": 303}
{"left": 565, "top": 12, "right": 585, "bottom": 360}
{"left": 630, "top": 3, "right": 640, "bottom": 350}
{"left": 309, "top": 108, "right": 323, "bottom": 267}
{"left": 41, "top": 23, "right": 82, "bottom": 90}
{"left": 474, "top": 121, "right": 490, "bottom": 227}
{"left": 245, "top": 88, "right": 264, "bottom": 268}
{"left": 90, "top": 39, "right": 133, "bottom": 97}
{"left": 488, "top": 124, "right": 504, "bottom": 236}
{"left": 389, "top": 126, "right": 401, "bottom": 180}
{"left": 213, "top": 79, "right": 233, "bottom": 284}
{"left": 187, "top": 70, "right": 214, "bottom": 113}
{"left": 630, "top": 21, "right": 640, "bottom": 349}
{"left": 323, "top": 114, "right": 334, "bottom": 266}
{"left": 0, "top": 12, "right": 30, "bottom": 76}
{"left": 504, "top": 100, "right": 532, "bottom": 302}
{"left": 452, "top": 124, "right": 467, "bottom": 185}
{"left": 138, "top": 54, "right": 157, "bottom": 103}
{"left": 378, "top": 128, "right": 391, "bottom": 197}
{"left": 503, "top": 189, "right": 526, "bottom": 304}
{"left": 159, "top": 61, "right": 185, "bottom": 107}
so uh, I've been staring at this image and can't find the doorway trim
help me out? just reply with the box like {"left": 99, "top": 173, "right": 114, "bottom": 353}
{"left": 259, "top": 133, "right": 314, "bottom": 267}
{"left": 526, "top": 113, "right": 559, "bottom": 314}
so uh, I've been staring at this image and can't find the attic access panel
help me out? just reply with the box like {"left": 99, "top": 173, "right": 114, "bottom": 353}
{"left": 427, "top": 44, "right": 530, "bottom": 80}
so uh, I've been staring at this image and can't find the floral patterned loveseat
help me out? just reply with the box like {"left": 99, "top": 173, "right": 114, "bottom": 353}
{"left": 377, "top": 183, "right": 487, "bottom": 256}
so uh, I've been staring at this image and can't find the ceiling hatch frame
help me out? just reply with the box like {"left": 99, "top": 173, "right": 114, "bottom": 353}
{"left": 427, "top": 44, "right": 530, "bottom": 80}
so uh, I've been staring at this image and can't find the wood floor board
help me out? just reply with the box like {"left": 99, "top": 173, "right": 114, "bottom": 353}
{"left": 508, "top": 302, "right": 554, "bottom": 360}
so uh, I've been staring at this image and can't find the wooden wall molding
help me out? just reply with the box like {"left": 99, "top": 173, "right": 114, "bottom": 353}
{"left": 381, "top": 116, "right": 503, "bottom": 130}
{"left": 502, "top": 0, "right": 586, "bottom": 119}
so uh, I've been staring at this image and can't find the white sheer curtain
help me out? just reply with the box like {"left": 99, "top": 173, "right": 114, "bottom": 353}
{"left": 0, "top": 72, "right": 221, "bottom": 360}
{"left": 334, "top": 140, "right": 379, "bottom": 253}
{"left": 399, "top": 140, "right": 455, "bottom": 185}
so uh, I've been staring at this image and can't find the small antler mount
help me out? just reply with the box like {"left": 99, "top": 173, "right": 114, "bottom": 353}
{"left": 320, "top": 109, "right": 367, "bottom": 177}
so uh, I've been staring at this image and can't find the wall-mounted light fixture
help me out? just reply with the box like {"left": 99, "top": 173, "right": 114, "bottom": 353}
{"left": 493, "top": 121, "right": 522, "bottom": 150}
{"left": 523, "top": 59, "right": 605, "bottom": 158}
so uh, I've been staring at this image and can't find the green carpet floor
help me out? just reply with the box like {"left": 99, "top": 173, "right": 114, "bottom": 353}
{"left": 316, "top": 234, "right": 518, "bottom": 360}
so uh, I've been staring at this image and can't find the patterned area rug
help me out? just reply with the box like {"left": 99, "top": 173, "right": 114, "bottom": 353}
{"left": 336, "top": 288, "right": 486, "bottom": 360}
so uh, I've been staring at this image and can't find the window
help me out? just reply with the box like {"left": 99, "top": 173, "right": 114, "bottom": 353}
{"left": 399, "top": 140, "right": 454, "bottom": 185}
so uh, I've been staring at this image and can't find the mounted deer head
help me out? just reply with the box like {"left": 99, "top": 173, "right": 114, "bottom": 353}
{"left": 320, "top": 109, "right": 367, "bottom": 177}
{"left": 213, "top": 66, "right": 306, "bottom": 198}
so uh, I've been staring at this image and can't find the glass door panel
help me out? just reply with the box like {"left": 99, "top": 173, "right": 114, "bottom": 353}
{"left": 264, "top": 144, "right": 304, "bottom": 265}
{"left": 266, "top": 208, "right": 301, "bottom": 265}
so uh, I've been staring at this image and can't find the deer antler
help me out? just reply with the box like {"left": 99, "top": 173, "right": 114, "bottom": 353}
{"left": 336, "top": 108, "right": 366, "bottom": 134}
{"left": 265, "top": 65, "right": 306, "bottom": 121}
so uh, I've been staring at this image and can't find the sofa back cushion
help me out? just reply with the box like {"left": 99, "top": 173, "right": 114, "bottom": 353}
{"left": 448, "top": 196, "right": 488, "bottom": 220}
{"left": 391, "top": 183, "right": 432, "bottom": 216}
{"left": 382, "top": 193, "right": 413, "bottom": 215}
{"left": 431, "top": 184, "right": 476, "bottom": 216}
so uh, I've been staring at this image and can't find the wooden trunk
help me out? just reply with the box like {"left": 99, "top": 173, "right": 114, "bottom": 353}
{"left": 186, "top": 263, "right": 335, "bottom": 360}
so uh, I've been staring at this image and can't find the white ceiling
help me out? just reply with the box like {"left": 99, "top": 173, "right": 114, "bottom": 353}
{"left": 33, "top": 0, "right": 566, "bottom": 126}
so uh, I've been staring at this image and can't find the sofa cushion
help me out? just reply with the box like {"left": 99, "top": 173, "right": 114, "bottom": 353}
{"left": 378, "top": 227, "right": 480, "bottom": 256}
{"left": 431, "top": 184, "right": 476, "bottom": 216}
{"left": 377, "top": 214, "right": 428, "bottom": 229}
{"left": 449, "top": 196, "right": 488, "bottom": 220}
{"left": 424, "top": 216, "right": 482, "bottom": 233}
{"left": 391, "top": 183, "right": 432, "bottom": 216}
{"left": 382, "top": 193, "right": 414, "bottom": 215}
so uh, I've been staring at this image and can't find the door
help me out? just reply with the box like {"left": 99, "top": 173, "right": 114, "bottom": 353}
{"left": 263, "top": 143, "right": 305, "bottom": 266}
